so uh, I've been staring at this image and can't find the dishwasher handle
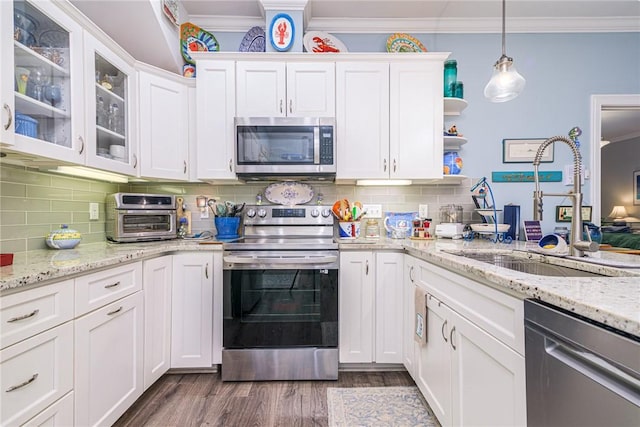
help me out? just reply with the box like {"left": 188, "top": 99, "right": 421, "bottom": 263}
{"left": 224, "top": 254, "right": 338, "bottom": 265}
{"left": 545, "top": 334, "right": 640, "bottom": 406}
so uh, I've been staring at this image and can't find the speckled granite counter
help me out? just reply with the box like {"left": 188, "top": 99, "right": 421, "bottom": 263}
{"left": 0, "top": 240, "right": 222, "bottom": 292}
{"left": 2, "top": 237, "right": 639, "bottom": 336}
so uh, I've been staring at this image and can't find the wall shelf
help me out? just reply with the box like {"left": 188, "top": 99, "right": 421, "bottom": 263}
{"left": 444, "top": 135, "right": 468, "bottom": 150}
{"left": 444, "top": 97, "right": 468, "bottom": 116}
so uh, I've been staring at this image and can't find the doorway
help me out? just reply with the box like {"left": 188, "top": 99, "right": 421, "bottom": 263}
{"left": 589, "top": 95, "right": 640, "bottom": 225}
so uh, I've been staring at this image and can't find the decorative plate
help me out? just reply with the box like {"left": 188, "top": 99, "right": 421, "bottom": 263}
{"left": 264, "top": 182, "right": 314, "bottom": 206}
{"left": 269, "top": 13, "right": 294, "bottom": 52}
{"left": 386, "top": 33, "right": 427, "bottom": 53}
{"left": 180, "top": 22, "right": 219, "bottom": 65}
{"left": 303, "top": 31, "right": 347, "bottom": 53}
{"left": 239, "top": 26, "right": 266, "bottom": 52}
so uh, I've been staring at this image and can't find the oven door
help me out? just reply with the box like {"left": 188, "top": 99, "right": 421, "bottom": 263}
{"left": 222, "top": 251, "right": 338, "bottom": 349}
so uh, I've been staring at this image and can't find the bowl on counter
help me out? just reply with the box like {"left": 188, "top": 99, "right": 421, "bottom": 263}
{"left": 470, "top": 223, "right": 510, "bottom": 233}
{"left": 46, "top": 224, "right": 81, "bottom": 249}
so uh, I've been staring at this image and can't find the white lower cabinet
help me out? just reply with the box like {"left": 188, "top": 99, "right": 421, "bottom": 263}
{"left": 0, "top": 322, "right": 73, "bottom": 426}
{"left": 23, "top": 391, "right": 74, "bottom": 427}
{"left": 171, "top": 253, "right": 214, "bottom": 368}
{"left": 143, "top": 255, "right": 172, "bottom": 389}
{"left": 402, "top": 256, "right": 418, "bottom": 377}
{"left": 74, "top": 291, "right": 144, "bottom": 427}
{"left": 339, "top": 251, "right": 403, "bottom": 364}
{"left": 411, "top": 256, "right": 526, "bottom": 427}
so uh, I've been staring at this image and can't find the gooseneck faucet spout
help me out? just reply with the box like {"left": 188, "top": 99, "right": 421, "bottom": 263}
{"left": 532, "top": 130, "right": 598, "bottom": 257}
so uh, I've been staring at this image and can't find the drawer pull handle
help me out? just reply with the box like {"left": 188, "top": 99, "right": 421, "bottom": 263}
{"left": 104, "top": 281, "right": 121, "bottom": 289}
{"left": 6, "top": 373, "right": 38, "bottom": 392}
{"left": 441, "top": 319, "right": 448, "bottom": 342}
{"left": 205, "top": 263, "right": 209, "bottom": 279}
{"left": 7, "top": 309, "right": 39, "bottom": 323}
{"left": 107, "top": 306, "right": 123, "bottom": 316}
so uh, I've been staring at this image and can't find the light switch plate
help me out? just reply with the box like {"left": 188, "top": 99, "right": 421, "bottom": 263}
{"left": 363, "top": 204, "right": 382, "bottom": 218}
{"left": 89, "top": 203, "right": 99, "bottom": 220}
{"left": 419, "top": 204, "right": 429, "bottom": 219}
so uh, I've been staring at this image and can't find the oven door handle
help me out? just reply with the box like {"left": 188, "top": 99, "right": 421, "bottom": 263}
{"left": 224, "top": 255, "right": 338, "bottom": 264}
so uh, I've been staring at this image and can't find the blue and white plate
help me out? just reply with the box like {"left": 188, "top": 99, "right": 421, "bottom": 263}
{"left": 239, "top": 26, "right": 265, "bottom": 52}
{"left": 264, "top": 182, "right": 314, "bottom": 205}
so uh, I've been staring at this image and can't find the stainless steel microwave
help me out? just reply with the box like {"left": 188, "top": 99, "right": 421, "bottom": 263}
{"left": 234, "top": 117, "right": 336, "bottom": 179}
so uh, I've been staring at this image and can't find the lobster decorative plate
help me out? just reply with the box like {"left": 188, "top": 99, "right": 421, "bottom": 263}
{"left": 303, "top": 31, "right": 347, "bottom": 53}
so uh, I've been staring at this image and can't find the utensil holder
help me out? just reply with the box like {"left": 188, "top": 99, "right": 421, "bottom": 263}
{"left": 215, "top": 216, "right": 240, "bottom": 239}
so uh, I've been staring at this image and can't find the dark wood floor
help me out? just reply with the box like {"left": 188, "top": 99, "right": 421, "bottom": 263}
{"left": 114, "top": 370, "right": 415, "bottom": 427}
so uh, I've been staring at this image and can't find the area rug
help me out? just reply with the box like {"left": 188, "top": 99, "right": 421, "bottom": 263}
{"left": 327, "top": 386, "right": 439, "bottom": 427}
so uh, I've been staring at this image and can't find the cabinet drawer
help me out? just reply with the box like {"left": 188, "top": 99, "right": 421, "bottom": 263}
{"left": 75, "top": 262, "right": 142, "bottom": 315}
{"left": 23, "top": 391, "right": 74, "bottom": 427}
{"left": 415, "top": 257, "right": 524, "bottom": 355}
{"left": 0, "top": 322, "right": 73, "bottom": 427}
{"left": 1, "top": 280, "right": 74, "bottom": 350}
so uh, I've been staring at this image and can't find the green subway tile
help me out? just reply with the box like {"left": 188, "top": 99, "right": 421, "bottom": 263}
{"left": 90, "top": 181, "right": 120, "bottom": 194}
{"left": 72, "top": 190, "right": 107, "bottom": 202}
{"left": 81, "top": 232, "right": 106, "bottom": 244}
{"left": 26, "top": 237, "right": 47, "bottom": 251}
{"left": 0, "top": 239, "right": 27, "bottom": 254}
{"left": 71, "top": 223, "right": 90, "bottom": 234}
{"left": 128, "top": 184, "right": 149, "bottom": 193}
{"left": 1, "top": 182, "right": 27, "bottom": 197}
{"left": 26, "top": 184, "right": 69, "bottom": 200}
{"left": 50, "top": 200, "right": 90, "bottom": 212}
{"left": 89, "top": 222, "right": 106, "bottom": 233}
{"left": 73, "top": 212, "right": 90, "bottom": 223}
{"left": 1, "top": 197, "right": 50, "bottom": 212}
{"left": 1, "top": 224, "right": 49, "bottom": 239}
{"left": 146, "top": 184, "right": 185, "bottom": 194}
{"left": 0, "top": 165, "right": 51, "bottom": 186}
{"left": 27, "top": 212, "right": 71, "bottom": 225}
{"left": 50, "top": 175, "right": 92, "bottom": 191}
{"left": 0, "top": 211, "right": 25, "bottom": 225}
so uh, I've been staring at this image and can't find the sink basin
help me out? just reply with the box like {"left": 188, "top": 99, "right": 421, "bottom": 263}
{"left": 443, "top": 250, "right": 629, "bottom": 277}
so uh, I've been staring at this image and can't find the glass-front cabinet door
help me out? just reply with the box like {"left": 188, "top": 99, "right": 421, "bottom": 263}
{"left": 84, "top": 33, "right": 137, "bottom": 176}
{"left": 1, "top": 0, "right": 84, "bottom": 163}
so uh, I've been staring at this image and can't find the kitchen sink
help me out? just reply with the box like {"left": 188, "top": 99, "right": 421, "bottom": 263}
{"left": 443, "top": 250, "right": 623, "bottom": 277}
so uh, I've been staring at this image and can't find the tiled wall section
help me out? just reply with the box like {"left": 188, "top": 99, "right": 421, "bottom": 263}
{"left": 1, "top": 163, "right": 478, "bottom": 253}
{"left": 0, "top": 164, "right": 131, "bottom": 253}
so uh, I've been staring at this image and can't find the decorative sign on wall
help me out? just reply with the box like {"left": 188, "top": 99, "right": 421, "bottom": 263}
{"left": 556, "top": 205, "right": 593, "bottom": 222}
{"left": 492, "top": 171, "right": 562, "bottom": 183}
{"left": 502, "top": 139, "right": 554, "bottom": 163}
{"left": 269, "top": 13, "right": 295, "bottom": 51}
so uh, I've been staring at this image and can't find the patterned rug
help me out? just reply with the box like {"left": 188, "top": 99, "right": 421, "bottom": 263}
{"left": 327, "top": 386, "right": 440, "bottom": 427}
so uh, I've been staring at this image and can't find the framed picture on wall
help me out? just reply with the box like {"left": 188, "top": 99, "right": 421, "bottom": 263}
{"left": 556, "top": 205, "right": 593, "bottom": 222}
{"left": 503, "top": 139, "right": 554, "bottom": 163}
{"left": 635, "top": 170, "right": 640, "bottom": 205}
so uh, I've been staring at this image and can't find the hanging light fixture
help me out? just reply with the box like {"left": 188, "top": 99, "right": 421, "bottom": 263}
{"left": 484, "top": 0, "right": 526, "bottom": 102}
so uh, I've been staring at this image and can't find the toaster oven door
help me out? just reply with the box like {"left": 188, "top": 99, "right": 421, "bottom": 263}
{"left": 112, "top": 209, "right": 176, "bottom": 241}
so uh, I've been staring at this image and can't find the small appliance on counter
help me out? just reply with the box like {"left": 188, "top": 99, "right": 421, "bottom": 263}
{"left": 106, "top": 193, "right": 177, "bottom": 242}
{"left": 435, "top": 223, "right": 465, "bottom": 239}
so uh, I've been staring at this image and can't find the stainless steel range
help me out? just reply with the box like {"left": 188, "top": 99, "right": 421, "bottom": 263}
{"left": 222, "top": 204, "right": 338, "bottom": 381}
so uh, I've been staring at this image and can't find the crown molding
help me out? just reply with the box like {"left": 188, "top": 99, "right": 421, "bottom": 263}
{"left": 193, "top": 15, "right": 640, "bottom": 34}
{"left": 260, "top": 0, "right": 308, "bottom": 11}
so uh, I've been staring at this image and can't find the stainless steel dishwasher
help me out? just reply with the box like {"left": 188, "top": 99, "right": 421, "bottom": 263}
{"left": 524, "top": 299, "right": 640, "bottom": 427}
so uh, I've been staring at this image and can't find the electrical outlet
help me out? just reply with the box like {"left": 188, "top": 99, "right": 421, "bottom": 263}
{"left": 564, "top": 164, "right": 585, "bottom": 186}
{"left": 419, "top": 204, "right": 429, "bottom": 219}
{"left": 363, "top": 204, "right": 382, "bottom": 218}
{"left": 200, "top": 208, "right": 209, "bottom": 219}
{"left": 89, "top": 203, "right": 99, "bottom": 220}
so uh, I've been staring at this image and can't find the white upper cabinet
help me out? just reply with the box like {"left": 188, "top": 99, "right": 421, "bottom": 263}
{"left": 83, "top": 32, "right": 137, "bottom": 176}
{"left": 138, "top": 67, "right": 190, "bottom": 180}
{"left": 390, "top": 61, "right": 443, "bottom": 180}
{"left": 195, "top": 59, "right": 237, "bottom": 180}
{"left": 236, "top": 61, "right": 335, "bottom": 117}
{"left": 336, "top": 56, "right": 447, "bottom": 182}
{"left": 336, "top": 62, "right": 390, "bottom": 180}
{"left": 1, "top": 0, "right": 85, "bottom": 163}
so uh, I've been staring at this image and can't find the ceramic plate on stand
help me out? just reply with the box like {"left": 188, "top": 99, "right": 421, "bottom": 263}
{"left": 264, "top": 182, "right": 314, "bottom": 205}
{"left": 303, "top": 31, "right": 347, "bottom": 53}
{"left": 386, "top": 33, "right": 427, "bottom": 52}
{"left": 180, "top": 22, "right": 219, "bottom": 64}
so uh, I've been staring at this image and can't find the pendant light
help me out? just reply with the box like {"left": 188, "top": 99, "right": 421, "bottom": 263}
{"left": 484, "top": 0, "right": 525, "bottom": 102}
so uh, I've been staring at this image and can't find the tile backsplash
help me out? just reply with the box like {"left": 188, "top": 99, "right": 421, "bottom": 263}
{"left": 1, "top": 164, "right": 477, "bottom": 253}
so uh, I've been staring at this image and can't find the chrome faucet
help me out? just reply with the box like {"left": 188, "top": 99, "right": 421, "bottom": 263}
{"left": 532, "top": 128, "right": 599, "bottom": 257}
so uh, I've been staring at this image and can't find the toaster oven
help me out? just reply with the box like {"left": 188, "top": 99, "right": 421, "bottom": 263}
{"left": 106, "top": 193, "right": 177, "bottom": 242}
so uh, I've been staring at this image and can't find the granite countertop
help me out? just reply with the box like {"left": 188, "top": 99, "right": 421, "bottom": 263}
{"left": 2, "top": 237, "right": 639, "bottom": 336}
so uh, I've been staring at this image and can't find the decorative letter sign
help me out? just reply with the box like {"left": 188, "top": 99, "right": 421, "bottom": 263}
{"left": 269, "top": 13, "right": 295, "bottom": 51}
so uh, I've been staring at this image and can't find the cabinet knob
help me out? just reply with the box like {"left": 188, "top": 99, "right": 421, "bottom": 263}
{"left": 133, "top": 154, "right": 138, "bottom": 168}
{"left": 442, "top": 319, "right": 448, "bottom": 342}
{"left": 289, "top": 99, "right": 293, "bottom": 114}
{"left": 78, "top": 136, "right": 85, "bottom": 155}
{"left": 3, "top": 104, "right": 12, "bottom": 130}
{"left": 205, "top": 263, "right": 209, "bottom": 279}
{"left": 6, "top": 373, "right": 38, "bottom": 392}
{"left": 393, "top": 159, "right": 397, "bottom": 172}
{"left": 107, "top": 306, "right": 123, "bottom": 316}
{"left": 365, "top": 260, "right": 369, "bottom": 275}
{"left": 450, "top": 326, "right": 457, "bottom": 350}
{"left": 383, "top": 159, "right": 387, "bottom": 172}
{"left": 280, "top": 99, "right": 283, "bottom": 114}
{"left": 184, "top": 160, "right": 187, "bottom": 174}
{"left": 229, "top": 159, "right": 233, "bottom": 172}
{"left": 7, "top": 309, "right": 39, "bottom": 323}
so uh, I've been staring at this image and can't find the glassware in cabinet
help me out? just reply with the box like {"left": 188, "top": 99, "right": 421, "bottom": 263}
{"left": 12, "top": 0, "right": 74, "bottom": 149}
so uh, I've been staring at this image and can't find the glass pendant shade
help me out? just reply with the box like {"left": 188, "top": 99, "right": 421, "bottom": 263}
{"left": 484, "top": 55, "right": 526, "bottom": 102}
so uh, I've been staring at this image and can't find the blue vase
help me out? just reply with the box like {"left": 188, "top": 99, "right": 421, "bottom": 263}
{"left": 443, "top": 151, "right": 463, "bottom": 175}
{"left": 214, "top": 216, "right": 240, "bottom": 240}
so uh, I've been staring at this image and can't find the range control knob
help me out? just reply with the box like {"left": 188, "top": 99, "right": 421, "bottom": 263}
{"left": 310, "top": 208, "right": 320, "bottom": 218}
{"left": 245, "top": 208, "right": 256, "bottom": 218}
{"left": 321, "top": 209, "right": 331, "bottom": 218}
{"left": 257, "top": 208, "right": 267, "bottom": 218}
